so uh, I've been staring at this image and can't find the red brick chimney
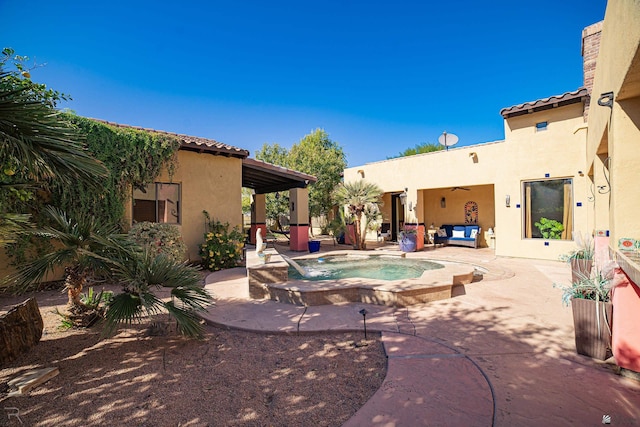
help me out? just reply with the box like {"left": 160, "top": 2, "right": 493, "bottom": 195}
{"left": 582, "top": 21, "right": 603, "bottom": 121}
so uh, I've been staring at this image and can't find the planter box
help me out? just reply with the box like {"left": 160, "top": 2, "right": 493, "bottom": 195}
{"left": 308, "top": 240, "right": 321, "bottom": 253}
{"left": 571, "top": 297, "right": 613, "bottom": 360}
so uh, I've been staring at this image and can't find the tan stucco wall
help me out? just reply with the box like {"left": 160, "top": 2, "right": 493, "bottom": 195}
{"left": 344, "top": 102, "right": 590, "bottom": 260}
{"left": 0, "top": 150, "right": 243, "bottom": 281}
{"left": 586, "top": 0, "right": 640, "bottom": 244}
{"left": 125, "top": 150, "right": 243, "bottom": 261}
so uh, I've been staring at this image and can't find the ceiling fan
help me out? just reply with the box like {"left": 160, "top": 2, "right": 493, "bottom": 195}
{"left": 451, "top": 186, "right": 471, "bottom": 192}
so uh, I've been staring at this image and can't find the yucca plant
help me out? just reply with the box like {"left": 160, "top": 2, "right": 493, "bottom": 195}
{"left": 556, "top": 269, "right": 612, "bottom": 306}
{"left": 105, "top": 248, "right": 212, "bottom": 339}
{"left": 555, "top": 264, "right": 615, "bottom": 360}
{"left": 332, "top": 180, "right": 383, "bottom": 250}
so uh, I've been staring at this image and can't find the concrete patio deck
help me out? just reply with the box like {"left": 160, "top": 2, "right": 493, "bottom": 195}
{"left": 200, "top": 240, "right": 640, "bottom": 426}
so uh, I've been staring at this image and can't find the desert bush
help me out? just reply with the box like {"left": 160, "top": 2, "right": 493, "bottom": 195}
{"left": 200, "top": 211, "right": 244, "bottom": 271}
{"left": 128, "top": 222, "right": 187, "bottom": 262}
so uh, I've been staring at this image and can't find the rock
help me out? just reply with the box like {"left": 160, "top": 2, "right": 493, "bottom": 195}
{"left": 0, "top": 298, "right": 44, "bottom": 366}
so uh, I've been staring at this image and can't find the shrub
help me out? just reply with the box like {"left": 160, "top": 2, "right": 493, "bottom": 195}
{"left": 200, "top": 212, "right": 244, "bottom": 271}
{"left": 128, "top": 222, "right": 187, "bottom": 262}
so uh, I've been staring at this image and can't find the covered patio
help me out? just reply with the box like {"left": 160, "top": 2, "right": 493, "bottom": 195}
{"left": 242, "top": 158, "right": 317, "bottom": 251}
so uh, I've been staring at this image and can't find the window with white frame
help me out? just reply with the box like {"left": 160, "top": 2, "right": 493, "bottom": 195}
{"left": 522, "top": 178, "right": 572, "bottom": 240}
{"left": 133, "top": 182, "right": 181, "bottom": 224}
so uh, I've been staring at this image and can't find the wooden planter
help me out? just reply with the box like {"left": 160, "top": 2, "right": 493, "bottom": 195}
{"left": 571, "top": 297, "right": 613, "bottom": 360}
{"left": 570, "top": 258, "right": 593, "bottom": 283}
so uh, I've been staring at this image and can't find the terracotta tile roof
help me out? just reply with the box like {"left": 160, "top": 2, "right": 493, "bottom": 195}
{"left": 90, "top": 119, "right": 249, "bottom": 158}
{"left": 500, "top": 88, "right": 589, "bottom": 118}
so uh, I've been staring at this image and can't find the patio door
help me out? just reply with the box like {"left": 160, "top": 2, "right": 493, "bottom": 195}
{"left": 390, "top": 193, "right": 405, "bottom": 241}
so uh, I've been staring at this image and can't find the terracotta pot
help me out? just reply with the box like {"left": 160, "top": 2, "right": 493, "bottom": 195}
{"left": 570, "top": 258, "right": 593, "bottom": 283}
{"left": 571, "top": 297, "right": 613, "bottom": 360}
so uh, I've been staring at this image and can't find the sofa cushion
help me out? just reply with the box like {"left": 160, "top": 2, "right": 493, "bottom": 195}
{"left": 442, "top": 224, "right": 455, "bottom": 237}
{"left": 464, "top": 225, "right": 479, "bottom": 238}
{"left": 452, "top": 229, "right": 465, "bottom": 238}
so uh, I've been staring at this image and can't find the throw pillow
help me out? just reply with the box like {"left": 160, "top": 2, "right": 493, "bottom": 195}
{"left": 470, "top": 229, "right": 478, "bottom": 238}
{"left": 437, "top": 228, "right": 447, "bottom": 237}
{"left": 452, "top": 230, "right": 465, "bottom": 238}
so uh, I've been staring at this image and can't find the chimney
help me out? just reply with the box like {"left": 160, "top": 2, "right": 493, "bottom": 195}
{"left": 582, "top": 21, "right": 603, "bottom": 121}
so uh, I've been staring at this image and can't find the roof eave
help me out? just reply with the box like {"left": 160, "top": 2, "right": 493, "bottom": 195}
{"left": 500, "top": 88, "right": 590, "bottom": 118}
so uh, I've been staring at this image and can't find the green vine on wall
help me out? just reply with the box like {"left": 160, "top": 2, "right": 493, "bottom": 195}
{"left": 6, "top": 115, "right": 182, "bottom": 266}
{"left": 53, "top": 114, "right": 181, "bottom": 226}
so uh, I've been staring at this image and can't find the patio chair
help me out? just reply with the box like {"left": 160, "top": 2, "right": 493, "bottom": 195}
{"left": 378, "top": 223, "right": 391, "bottom": 242}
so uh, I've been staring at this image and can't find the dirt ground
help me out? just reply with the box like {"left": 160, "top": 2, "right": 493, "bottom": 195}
{"left": 0, "top": 286, "right": 386, "bottom": 427}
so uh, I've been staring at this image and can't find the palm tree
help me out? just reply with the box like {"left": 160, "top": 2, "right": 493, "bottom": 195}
{"left": 332, "top": 180, "right": 383, "bottom": 250}
{"left": 0, "top": 70, "right": 107, "bottom": 191}
{"left": 105, "top": 248, "right": 212, "bottom": 339}
{"left": 0, "top": 59, "right": 108, "bottom": 246}
{"left": 7, "top": 206, "right": 212, "bottom": 338}
{"left": 6, "top": 206, "right": 131, "bottom": 307}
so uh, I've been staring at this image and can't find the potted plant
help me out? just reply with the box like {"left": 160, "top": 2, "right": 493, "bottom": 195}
{"left": 399, "top": 227, "right": 417, "bottom": 252}
{"left": 560, "top": 232, "right": 595, "bottom": 284}
{"left": 534, "top": 217, "right": 564, "bottom": 239}
{"left": 327, "top": 212, "right": 347, "bottom": 245}
{"left": 556, "top": 265, "right": 614, "bottom": 360}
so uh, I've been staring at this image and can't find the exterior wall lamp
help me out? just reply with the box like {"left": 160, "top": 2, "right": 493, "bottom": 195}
{"left": 399, "top": 191, "right": 407, "bottom": 205}
{"left": 597, "top": 91, "right": 614, "bottom": 108}
{"left": 505, "top": 195, "right": 510, "bottom": 207}
{"left": 441, "top": 197, "right": 446, "bottom": 208}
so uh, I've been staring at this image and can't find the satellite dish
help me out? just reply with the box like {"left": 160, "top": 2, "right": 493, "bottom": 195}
{"left": 438, "top": 132, "right": 459, "bottom": 151}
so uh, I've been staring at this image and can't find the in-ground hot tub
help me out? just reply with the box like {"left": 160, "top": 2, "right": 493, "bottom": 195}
{"left": 247, "top": 251, "right": 480, "bottom": 307}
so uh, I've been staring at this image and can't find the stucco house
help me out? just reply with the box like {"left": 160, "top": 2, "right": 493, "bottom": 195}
{"left": 114, "top": 124, "right": 317, "bottom": 261}
{"left": 344, "top": 1, "right": 640, "bottom": 374}
{"left": 583, "top": 2, "right": 640, "bottom": 374}
{"left": 0, "top": 120, "right": 316, "bottom": 280}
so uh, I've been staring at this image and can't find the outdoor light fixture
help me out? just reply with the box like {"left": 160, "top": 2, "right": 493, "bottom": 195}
{"left": 359, "top": 308, "right": 368, "bottom": 340}
{"left": 357, "top": 169, "right": 365, "bottom": 178}
{"left": 598, "top": 91, "right": 614, "bottom": 108}
{"left": 440, "top": 197, "right": 446, "bottom": 208}
{"left": 399, "top": 188, "right": 408, "bottom": 205}
{"left": 505, "top": 195, "right": 511, "bottom": 207}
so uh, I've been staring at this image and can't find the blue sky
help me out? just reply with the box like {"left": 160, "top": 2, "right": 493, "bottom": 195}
{"left": 1, "top": 0, "right": 606, "bottom": 167}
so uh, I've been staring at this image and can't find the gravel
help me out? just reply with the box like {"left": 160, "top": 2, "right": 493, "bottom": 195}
{"left": 1, "top": 287, "right": 387, "bottom": 427}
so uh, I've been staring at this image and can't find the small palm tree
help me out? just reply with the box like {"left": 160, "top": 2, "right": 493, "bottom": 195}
{"left": 7, "top": 206, "right": 212, "bottom": 338}
{"left": 332, "top": 180, "right": 383, "bottom": 250}
{"left": 6, "top": 206, "right": 131, "bottom": 307}
{"left": 105, "top": 249, "right": 212, "bottom": 339}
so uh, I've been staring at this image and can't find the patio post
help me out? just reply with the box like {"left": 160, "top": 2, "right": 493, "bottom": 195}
{"left": 289, "top": 187, "right": 310, "bottom": 251}
{"left": 250, "top": 193, "right": 267, "bottom": 245}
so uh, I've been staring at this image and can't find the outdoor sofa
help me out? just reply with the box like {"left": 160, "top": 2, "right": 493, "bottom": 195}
{"left": 434, "top": 224, "right": 481, "bottom": 248}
